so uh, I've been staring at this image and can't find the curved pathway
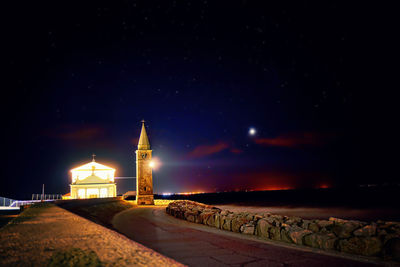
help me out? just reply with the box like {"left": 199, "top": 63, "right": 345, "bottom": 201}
{"left": 112, "top": 206, "right": 379, "bottom": 267}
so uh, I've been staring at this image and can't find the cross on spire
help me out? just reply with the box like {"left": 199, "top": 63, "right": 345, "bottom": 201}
{"left": 92, "top": 153, "right": 96, "bottom": 162}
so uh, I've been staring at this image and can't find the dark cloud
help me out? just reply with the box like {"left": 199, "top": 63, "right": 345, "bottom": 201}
{"left": 44, "top": 125, "right": 104, "bottom": 141}
{"left": 187, "top": 142, "right": 230, "bottom": 159}
{"left": 254, "top": 132, "right": 335, "bottom": 148}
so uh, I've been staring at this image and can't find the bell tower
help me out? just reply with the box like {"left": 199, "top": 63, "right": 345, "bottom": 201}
{"left": 135, "top": 120, "right": 154, "bottom": 205}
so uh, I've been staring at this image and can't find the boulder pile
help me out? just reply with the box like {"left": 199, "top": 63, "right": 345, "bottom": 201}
{"left": 166, "top": 200, "right": 400, "bottom": 261}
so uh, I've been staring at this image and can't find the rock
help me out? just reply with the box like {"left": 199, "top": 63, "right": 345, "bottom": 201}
{"left": 382, "top": 233, "right": 400, "bottom": 244}
{"left": 308, "top": 222, "right": 320, "bottom": 233}
{"left": 195, "top": 214, "right": 203, "bottom": 224}
{"left": 280, "top": 224, "right": 293, "bottom": 243}
{"left": 221, "top": 214, "right": 234, "bottom": 231}
{"left": 269, "top": 226, "right": 281, "bottom": 241}
{"left": 380, "top": 222, "right": 400, "bottom": 235}
{"left": 339, "top": 237, "right": 382, "bottom": 256}
{"left": 214, "top": 214, "right": 221, "bottom": 228}
{"left": 289, "top": 229, "right": 313, "bottom": 245}
{"left": 232, "top": 216, "right": 250, "bottom": 233}
{"left": 377, "top": 229, "right": 387, "bottom": 238}
{"left": 192, "top": 207, "right": 204, "bottom": 215}
{"left": 332, "top": 222, "right": 361, "bottom": 238}
{"left": 270, "top": 214, "right": 284, "bottom": 221}
{"left": 185, "top": 212, "right": 195, "bottom": 222}
{"left": 256, "top": 218, "right": 273, "bottom": 238}
{"left": 354, "top": 224, "right": 377, "bottom": 237}
{"left": 304, "top": 233, "right": 337, "bottom": 250}
{"left": 383, "top": 237, "right": 400, "bottom": 260}
{"left": 206, "top": 213, "right": 216, "bottom": 227}
{"left": 301, "top": 219, "right": 312, "bottom": 230}
{"left": 246, "top": 213, "right": 255, "bottom": 221}
{"left": 220, "top": 210, "right": 230, "bottom": 216}
{"left": 211, "top": 207, "right": 222, "bottom": 213}
{"left": 266, "top": 215, "right": 283, "bottom": 227}
{"left": 285, "top": 216, "right": 302, "bottom": 226}
{"left": 199, "top": 212, "right": 214, "bottom": 225}
{"left": 240, "top": 222, "right": 255, "bottom": 235}
{"left": 304, "top": 233, "right": 317, "bottom": 247}
{"left": 174, "top": 210, "right": 184, "bottom": 219}
{"left": 254, "top": 214, "right": 263, "bottom": 221}
{"left": 329, "top": 217, "right": 348, "bottom": 224}
{"left": 317, "top": 220, "right": 334, "bottom": 229}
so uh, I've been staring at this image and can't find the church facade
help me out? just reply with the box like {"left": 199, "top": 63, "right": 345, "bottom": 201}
{"left": 135, "top": 121, "right": 154, "bottom": 205}
{"left": 69, "top": 158, "right": 117, "bottom": 199}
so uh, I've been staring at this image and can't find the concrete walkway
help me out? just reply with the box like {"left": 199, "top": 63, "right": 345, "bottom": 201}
{"left": 0, "top": 203, "right": 183, "bottom": 266}
{"left": 112, "top": 206, "right": 380, "bottom": 267}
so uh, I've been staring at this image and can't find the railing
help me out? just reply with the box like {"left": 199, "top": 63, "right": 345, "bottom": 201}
{"left": 0, "top": 197, "right": 15, "bottom": 208}
{"left": 31, "top": 194, "right": 62, "bottom": 201}
{"left": 0, "top": 194, "right": 63, "bottom": 210}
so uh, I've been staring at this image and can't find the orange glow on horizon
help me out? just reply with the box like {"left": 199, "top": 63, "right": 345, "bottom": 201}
{"left": 259, "top": 187, "right": 294, "bottom": 191}
{"left": 177, "top": 191, "right": 207, "bottom": 195}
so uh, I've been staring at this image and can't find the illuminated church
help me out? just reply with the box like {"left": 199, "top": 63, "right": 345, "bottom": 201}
{"left": 69, "top": 155, "right": 117, "bottom": 199}
{"left": 67, "top": 121, "right": 154, "bottom": 202}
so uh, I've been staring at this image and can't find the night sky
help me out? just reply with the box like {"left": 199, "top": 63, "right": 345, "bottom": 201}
{"left": 1, "top": 1, "right": 398, "bottom": 199}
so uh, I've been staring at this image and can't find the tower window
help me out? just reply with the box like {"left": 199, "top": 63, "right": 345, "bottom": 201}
{"left": 144, "top": 187, "right": 147, "bottom": 191}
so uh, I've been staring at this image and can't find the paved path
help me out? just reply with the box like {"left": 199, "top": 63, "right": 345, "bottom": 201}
{"left": 112, "top": 206, "right": 380, "bottom": 267}
{"left": 0, "top": 204, "right": 183, "bottom": 267}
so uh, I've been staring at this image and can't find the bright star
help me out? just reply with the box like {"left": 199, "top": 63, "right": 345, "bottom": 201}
{"left": 249, "top": 127, "right": 256, "bottom": 136}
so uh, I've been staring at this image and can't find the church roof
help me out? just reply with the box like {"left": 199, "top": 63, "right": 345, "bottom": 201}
{"left": 74, "top": 174, "right": 112, "bottom": 184}
{"left": 70, "top": 161, "right": 115, "bottom": 172}
{"left": 138, "top": 120, "right": 151, "bottom": 150}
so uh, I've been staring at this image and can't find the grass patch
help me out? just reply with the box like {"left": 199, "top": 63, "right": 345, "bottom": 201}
{"left": 47, "top": 247, "right": 102, "bottom": 267}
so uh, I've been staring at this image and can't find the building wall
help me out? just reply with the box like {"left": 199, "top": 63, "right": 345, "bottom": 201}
{"left": 70, "top": 184, "right": 116, "bottom": 199}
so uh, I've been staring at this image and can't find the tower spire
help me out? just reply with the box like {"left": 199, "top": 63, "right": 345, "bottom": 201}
{"left": 138, "top": 120, "right": 150, "bottom": 150}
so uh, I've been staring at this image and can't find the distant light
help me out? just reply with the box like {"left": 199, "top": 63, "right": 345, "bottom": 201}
{"left": 249, "top": 127, "right": 256, "bottom": 136}
{"left": 162, "top": 192, "right": 172, "bottom": 196}
{"left": 177, "top": 191, "right": 206, "bottom": 195}
{"left": 149, "top": 157, "right": 161, "bottom": 170}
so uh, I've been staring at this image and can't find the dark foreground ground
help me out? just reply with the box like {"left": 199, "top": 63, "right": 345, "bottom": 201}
{"left": 157, "top": 187, "right": 400, "bottom": 222}
{"left": 0, "top": 209, "right": 20, "bottom": 228}
{"left": 0, "top": 202, "right": 182, "bottom": 266}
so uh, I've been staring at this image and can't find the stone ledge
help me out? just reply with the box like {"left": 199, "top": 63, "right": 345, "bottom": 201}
{"left": 166, "top": 200, "right": 400, "bottom": 261}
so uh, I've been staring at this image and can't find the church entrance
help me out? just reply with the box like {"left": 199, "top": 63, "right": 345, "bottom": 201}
{"left": 87, "top": 188, "right": 99, "bottom": 199}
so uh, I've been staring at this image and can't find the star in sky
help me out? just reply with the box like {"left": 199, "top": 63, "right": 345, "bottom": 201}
{"left": 249, "top": 128, "right": 257, "bottom": 136}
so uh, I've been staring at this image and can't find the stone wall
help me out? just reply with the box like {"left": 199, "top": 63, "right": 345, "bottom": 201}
{"left": 166, "top": 200, "right": 400, "bottom": 261}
